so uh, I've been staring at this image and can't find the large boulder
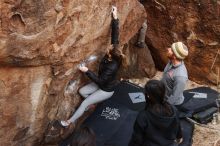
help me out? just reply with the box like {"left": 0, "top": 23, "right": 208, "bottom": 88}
{"left": 143, "top": 0, "right": 220, "bottom": 85}
{"left": 0, "top": 0, "right": 148, "bottom": 145}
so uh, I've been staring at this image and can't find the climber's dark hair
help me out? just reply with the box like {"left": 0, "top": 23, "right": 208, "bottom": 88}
{"left": 145, "top": 80, "right": 173, "bottom": 116}
{"left": 109, "top": 47, "right": 123, "bottom": 65}
{"left": 71, "top": 126, "right": 96, "bottom": 146}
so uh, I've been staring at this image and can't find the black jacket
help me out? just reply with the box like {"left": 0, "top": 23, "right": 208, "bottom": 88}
{"left": 85, "top": 55, "right": 120, "bottom": 92}
{"left": 85, "top": 18, "right": 120, "bottom": 92}
{"left": 129, "top": 105, "right": 182, "bottom": 146}
{"left": 111, "top": 18, "right": 119, "bottom": 45}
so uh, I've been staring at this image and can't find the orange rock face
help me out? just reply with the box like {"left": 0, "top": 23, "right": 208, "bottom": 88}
{"left": 143, "top": 0, "right": 220, "bottom": 85}
{"left": 0, "top": 0, "right": 149, "bottom": 145}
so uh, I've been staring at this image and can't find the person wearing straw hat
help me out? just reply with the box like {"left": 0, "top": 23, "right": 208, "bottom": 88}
{"left": 161, "top": 42, "right": 189, "bottom": 106}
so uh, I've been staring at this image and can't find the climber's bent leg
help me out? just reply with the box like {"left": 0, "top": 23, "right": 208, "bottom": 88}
{"left": 78, "top": 82, "right": 99, "bottom": 98}
{"left": 68, "top": 89, "right": 114, "bottom": 123}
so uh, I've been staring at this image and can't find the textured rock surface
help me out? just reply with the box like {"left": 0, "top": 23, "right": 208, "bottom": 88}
{"left": 0, "top": 0, "right": 148, "bottom": 145}
{"left": 143, "top": 0, "right": 220, "bottom": 85}
{"left": 119, "top": 34, "right": 157, "bottom": 79}
{"left": 0, "top": 0, "right": 146, "bottom": 66}
{"left": 0, "top": 66, "right": 52, "bottom": 145}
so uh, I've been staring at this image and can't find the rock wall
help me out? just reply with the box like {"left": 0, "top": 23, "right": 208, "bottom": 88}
{"left": 119, "top": 34, "right": 157, "bottom": 79}
{"left": 0, "top": 0, "right": 151, "bottom": 145}
{"left": 4, "top": 0, "right": 219, "bottom": 145}
{"left": 143, "top": 0, "right": 220, "bottom": 85}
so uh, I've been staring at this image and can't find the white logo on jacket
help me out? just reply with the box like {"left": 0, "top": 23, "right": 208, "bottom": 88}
{"left": 101, "top": 107, "right": 120, "bottom": 120}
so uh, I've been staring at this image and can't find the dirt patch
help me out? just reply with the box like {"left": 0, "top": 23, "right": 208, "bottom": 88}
{"left": 193, "top": 124, "right": 220, "bottom": 146}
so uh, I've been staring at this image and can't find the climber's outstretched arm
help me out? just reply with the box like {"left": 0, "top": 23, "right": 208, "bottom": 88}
{"left": 111, "top": 6, "right": 119, "bottom": 45}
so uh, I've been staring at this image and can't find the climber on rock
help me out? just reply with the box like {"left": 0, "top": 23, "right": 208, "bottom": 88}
{"left": 161, "top": 42, "right": 189, "bottom": 107}
{"left": 60, "top": 6, "right": 123, "bottom": 127}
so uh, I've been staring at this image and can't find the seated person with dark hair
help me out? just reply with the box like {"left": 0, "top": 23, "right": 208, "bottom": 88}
{"left": 129, "top": 80, "right": 182, "bottom": 146}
